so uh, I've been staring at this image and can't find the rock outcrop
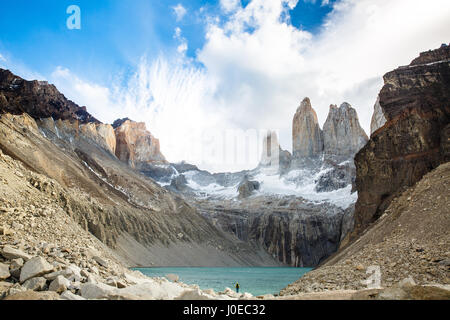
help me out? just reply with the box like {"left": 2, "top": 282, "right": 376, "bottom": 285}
{"left": 237, "top": 176, "right": 260, "bottom": 199}
{"left": 323, "top": 103, "right": 368, "bottom": 159}
{"left": 113, "top": 119, "right": 166, "bottom": 168}
{"left": 292, "top": 98, "right": 323, "bottom": 158}
{"left": 353, "top": 45, "right": 450, "bottom": 237}
{"left": 0, "top": 69, "right": 98, "bottom": 123}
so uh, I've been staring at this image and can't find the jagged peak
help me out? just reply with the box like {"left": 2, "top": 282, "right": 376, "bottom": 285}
{"left": 296, "top": 97, "right": 313, "bottom": 113}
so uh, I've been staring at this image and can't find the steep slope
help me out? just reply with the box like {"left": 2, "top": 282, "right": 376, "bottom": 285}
{"left": 281, "top": 161, "right": 450, "bottom": 294}
{"left": 353, "top": 45, "right": 450, "bottom": 237}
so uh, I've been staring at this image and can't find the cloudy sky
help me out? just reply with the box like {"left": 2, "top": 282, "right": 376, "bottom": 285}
{"left": 1, "top": 0, "right": 449, "bottom": 172}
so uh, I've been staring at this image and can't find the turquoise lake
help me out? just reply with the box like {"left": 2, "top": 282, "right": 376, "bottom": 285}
{"left": 133, "top": 267, "right": 312, "bottom": 296}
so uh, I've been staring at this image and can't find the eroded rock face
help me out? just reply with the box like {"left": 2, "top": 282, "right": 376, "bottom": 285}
{"left": 195, "top": 196, "right": 354, "bottom": 267}
{"left": 0, "top": 68, "right": 98, "bottom": 123}
{"left": 353, "top": 46, "right": 450, "bottom": 237}
{"left": 37, "top": 117, "right": 117, "bottom": 155}
{"left": 292, "top": 98, "right": 323, "bottom": 159}
{"left": 323, "top": 103, "right": 368, "bottom": 159}
{"left": 113, "top": 119, "right": 166, "bottom": 168}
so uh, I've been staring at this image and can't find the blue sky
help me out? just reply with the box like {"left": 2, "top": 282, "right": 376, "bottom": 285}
{"left": 1, "top": 0, "right": 449, "bottom": 172}
{"left": 0, "top": 0, "right": 333, "bottom": 86}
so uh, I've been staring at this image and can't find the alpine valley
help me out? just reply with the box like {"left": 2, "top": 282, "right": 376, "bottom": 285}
{"left": 0, "top": 45, "right": 449, "bottom": 300}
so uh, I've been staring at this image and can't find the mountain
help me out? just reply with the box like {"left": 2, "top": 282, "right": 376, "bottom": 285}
{"left": 323, "top": 103, "right": 368, "bottom": 159}
{"left": 353, "top": 44, "right": 450, "bottom": 237}
{"left": 0, "top": 68, "right": 279, "bottom": 267}
{"left": 292, "top": 97, "right": 323, "bottom": 159}
{"left": 140, "top": 96, "right": 368, "bottom": 267}
{"left": 281, "top": 45, "right": 450, "bottom": 296}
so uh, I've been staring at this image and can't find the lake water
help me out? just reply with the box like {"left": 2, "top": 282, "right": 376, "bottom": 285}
{"left": 133, "top": 267, "right": 312, "bottom": 296}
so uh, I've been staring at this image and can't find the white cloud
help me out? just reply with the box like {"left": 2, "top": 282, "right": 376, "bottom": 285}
{"left": 220, "top": 0, "right": 241, "bottom": 13}
{"left": 46, "top": 0, "right": 450, "bottom": 172}
{"left": 50, "top": 67, "right": 121, "bottom": 122}
{"left": 172, "top": 4, "right": 187, "bottom": 21}
{"left": 0, "top": 53, "right": 5, "bottom": 62}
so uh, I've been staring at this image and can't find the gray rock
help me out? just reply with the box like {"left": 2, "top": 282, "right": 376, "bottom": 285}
{"left": 63, "top": 264, "right": 82, "bottom": 282}
{"left": 0, "top": 263, "right": 10, "bottom": 280}
{"left": 166, "top": 274, "right": 179, "bottom": 282}
{"left": 93, "top": 256, "right": 109, "bottom": 268}
{"left": 10, "top": 258, "right": 24, "bottom": 269}
{"left": 60, "top": 290, "right": 86, "bottom": 300}
{"left": 323, "top": 103, "right": 368, "bottom": 159}
{"left": 79, "top": 282, "right": 118, "bottom": 299}
{"left": 1, "top": 245, "right": 32, "bottom": 261}
{"left": 49, "top": 275, "right": 71, "bottom": 293}
{"left": 237, "top": 176, "right": 260, "bottom": 199}
{"left": 438, "top": 259, "right": 450, "bottom": 266}
{"left": 23, "top": 277, "right": 47, "bottom": 291}
{"left": 20, "top": 256, "right": 54, "bottom": 283}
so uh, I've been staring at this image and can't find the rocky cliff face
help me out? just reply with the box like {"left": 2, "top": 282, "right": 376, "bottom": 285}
{"left": 0, "top": 69, "right": 98, "bottom": 123}
{"left": 353, "top": 46, "right": 450, "bottom": 237}
{"left": 113, "top": 119, "right": 166, "bottom": 168}
{"left": 195, "top": 196, "right": 354, "bottom": 267}
{"left": 292, "top": 98, "right": 323, "bottom": 158}
{"left": 323, "top": 103, "right": 368, "bottom": 159}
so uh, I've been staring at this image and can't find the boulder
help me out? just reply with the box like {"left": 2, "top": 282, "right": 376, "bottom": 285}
{"left": 63, "top": 264, "right": 82, "bottom": 282}
{"left": 175, "top": 289, "right": 215, "bottom": 300}
{"left": 10, "top": 258, "right": 24, "bottom": 269}
{"left": 93, "top": 256, "right": 109, "bottom": 268}
{"left": 166, "top": 274, "right": 179, "bottom": 283}
{"left": 20, "top": 256, "right": 54, "bottom": 283}
{"left": 237, "top": 176, "right": 260, "bottom": 199}
{"left": 79, "top": 282, "right": 118, "bottom": 299}
{"left": 1, "top": 245, "right": 32, "bottom": 261}
{"left": 0, "top": 262, "right": 10, "bottom": 280}
{"left": 23, "top": 277, "right": 47, "bottom": 291}
{"left": 60, "top": 290, "right": 86, "bottom": 300}
{"left": 3, "top": 290, "right": 60, "bottom": 300}
{"left": 49, "top": 275, "right": 71, "bottom": 293}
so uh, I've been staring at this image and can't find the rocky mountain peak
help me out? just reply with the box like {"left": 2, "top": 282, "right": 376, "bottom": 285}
{"left": 113, "top": 118, "right": 166, "bottom": 168}
{"left": 292, "top": 97, "right": 323, "bottom": 158}
{"left": 0, "top": 68, "right": 98, "bottom": 124}
{"left": 323, "top": 102, "right": 368, "bottom": 159}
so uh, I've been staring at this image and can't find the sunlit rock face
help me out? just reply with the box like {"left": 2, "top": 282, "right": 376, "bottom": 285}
{"left": 323, "top": 102, "right": 368, "bottom": 159}
{"left": 113, "top": 118, "right": 166, "bottom": 168}
{"left": 292, "top": 98, "right": 323, "bottom": 159}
